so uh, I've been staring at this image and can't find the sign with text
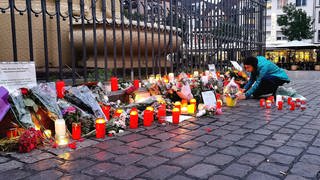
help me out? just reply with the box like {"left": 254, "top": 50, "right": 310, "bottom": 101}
{"left": 201, "top": 91, "right": 216, "bottom": 107}
{"left": 208, "top": 64, "right": 217, "bottom": 79}
{"left": 0, "top": 62, "right": 37, "bottom": 93}
{"left": 230, "top": 61, "right": 243, "bottom": 71}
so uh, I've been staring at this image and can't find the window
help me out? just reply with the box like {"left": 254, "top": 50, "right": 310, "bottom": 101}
{"left": 296, "top": 0, "right": 306, "bottom": 6}
{"left": 276, "top": 31, "right": 287, "bottom": 40}
{"left": 318, "top": 30, "right": 320, "bottom": 42}
{"left": 277, "top": 0, "right": 288, "bottom": 9}
{"left": 266, "top": 16, "right": 271, "bottom": 26}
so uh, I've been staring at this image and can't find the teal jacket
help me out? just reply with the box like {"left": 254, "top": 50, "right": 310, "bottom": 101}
{"left": 244, "top": 56, "right": 290, "bottom": 98}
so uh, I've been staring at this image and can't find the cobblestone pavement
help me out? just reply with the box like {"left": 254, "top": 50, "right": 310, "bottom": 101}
{"left": 1, "top": 74, "right": 320, "bottom": 180}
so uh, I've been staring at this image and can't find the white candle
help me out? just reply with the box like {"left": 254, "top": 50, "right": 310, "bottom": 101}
{"left": 168, "top": 73, "right": 174, "bottom": 82}
{"left": 55, "top": 119, "right": 66, "bottom": 137}
{"left": 193, "top": 71, "right": 199, "bottom": 77}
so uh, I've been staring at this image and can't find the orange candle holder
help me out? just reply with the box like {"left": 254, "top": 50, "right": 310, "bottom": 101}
{"left": 95, "top": 118, "right": 106, "bottom": 139}
{"left": 72, "top": 122, "right": 81, "bottom": 140}
{"left": 130, "top": 110, "right": 139, "bottom": 129}
{"left": 172, "top": 108, "right": 180, "bottom": 124}
{"left": 144, "top": 110, "right": 154, "bottom": 127}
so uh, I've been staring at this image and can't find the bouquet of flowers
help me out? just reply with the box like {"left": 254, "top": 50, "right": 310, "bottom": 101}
{"left": 107, "top": 112, "right": 127, "bottom": 134}
{"left": 223, "top": 78, "right": 239, "bottom": 107}
{"left": 18, "top": 128, "right": 43, "bottom": 153}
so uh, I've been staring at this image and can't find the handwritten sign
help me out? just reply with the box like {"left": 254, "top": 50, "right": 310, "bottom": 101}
{"left": 201, "top": 91, "right": 216, "bottom": 107}
{"left": 230, "top": 61, "right": 243, "bottom": 71}
{"left": 0, "top": 62, "right": 37, "bottom": 93}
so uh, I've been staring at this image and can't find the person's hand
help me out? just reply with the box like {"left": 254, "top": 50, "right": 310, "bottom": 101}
{"left": 236, "top": 92, "right": 246, "bottom": 100}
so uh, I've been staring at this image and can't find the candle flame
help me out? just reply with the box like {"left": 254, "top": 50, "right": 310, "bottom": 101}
{"left": 146, "top": 106, "right": 154, "bottom": 111}
{"left": 130, "top": 110, "right": 138, "bottom": 116}
{"left": 96, "top": 118, "right": 106, "bottom": 124}
{"left": 172, "top": 108, "right": 180, "bottom": 112}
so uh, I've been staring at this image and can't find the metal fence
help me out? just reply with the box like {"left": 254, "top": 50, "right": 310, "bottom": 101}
{"left": 0, "top": 0, "right": 266, "bottom": 84}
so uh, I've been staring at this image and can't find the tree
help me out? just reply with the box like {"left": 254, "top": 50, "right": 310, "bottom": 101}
{"left": 277, "top": 3, "right": 314, "bottom": 41}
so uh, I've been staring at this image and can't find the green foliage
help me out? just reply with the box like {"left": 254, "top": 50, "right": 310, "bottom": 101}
{"left": 277, "top": 3, "right": 314, "bottom": 41}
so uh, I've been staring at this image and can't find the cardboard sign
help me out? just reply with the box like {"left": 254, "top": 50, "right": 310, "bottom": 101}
{"left": 230, "top": 61, "right": 243, "bottom": 71}
{"left": 201, "top": 91, "right": 217, "bottom": 107}
{"left": 0, "top": 62, "right": 37, "bottom": 93}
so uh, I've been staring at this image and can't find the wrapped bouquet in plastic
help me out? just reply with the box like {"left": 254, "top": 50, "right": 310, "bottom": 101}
{"left": 223, "top": 78, "right": 240, "bottom": 107}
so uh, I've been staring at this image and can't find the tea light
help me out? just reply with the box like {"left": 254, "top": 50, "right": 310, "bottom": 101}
{"left": 55, "top": 119, "right": 66, "bottom": 137}
{"left": 130, "top": 110, "right": 139, "bottom": 129}
{"left": 43, "top": 129, "right": 52, "bottom": 139}
{"left": 193, "top": 71, "right": 199, "bottom": 77}
{"left": 110, "top": 77, "right": 118, "bottom": 91}
{"left": 72, "top": 123, "right": 81, "bottom": 140}
{"left": 181, "top": 106, "right": 188, "bottom": 114}
{"left": 265, "top": 100, "right": 272, "bottom": 109}
{"left": 172, "top": 108, "right": 180, "bottom": 124}
{"left": 260, "top": 99, "right": 265, "bottom": 107}
{"left": 95, "top": 118, "right": 106, "bottom": 138}
{"left": 144, "top": 110, "right": 154, "bottom": 126}
{"left": 277, "top": 101, "right": 283, "bottom": 110}
{"left": 301, "top": 100, "right": 306, "bottom": 110}
{"left": 290, "top": 102, "right": 295, "bottom": 111}
{"left": 133, "top": 80, "right": 140, "bottom": 89}
{"left": 55, "top": 81, "right": 65, "bottom": 99}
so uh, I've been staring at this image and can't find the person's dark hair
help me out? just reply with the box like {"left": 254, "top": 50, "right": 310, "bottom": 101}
{"left": 244, "top": 56, "right": 258, "bottom": 69}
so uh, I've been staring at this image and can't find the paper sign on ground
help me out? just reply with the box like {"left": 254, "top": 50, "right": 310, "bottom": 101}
{"left": 165, "top": 115, "right": 193, "bottom": 123}
{"left": 230, "top": 61, "right": 243, "bottom": 71}
{"left": 0, "top": 62, "right": 37, "bottom": 93}
{"left": 201, "top": 91, "right": 216, "bottom": 107}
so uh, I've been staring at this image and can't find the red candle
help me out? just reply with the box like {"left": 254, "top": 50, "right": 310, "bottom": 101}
{"left": 110, "top": 77, "right": 118, "bottom": 91}
{"left": 144, "top": 110, "right": 153, "bottom": 126}
{"left": 287, "top": 97, "right": 292, "bottom": 105}
{"left": 295, "top": 99, "right": 301, "bottom": 107}
{"left": 95, "top": 118, "right": 106, "bottom": 138}
{"left": 6, "top": 128, "right": 18, "bottom": 138}
{"left": 301, "top": 100, "right": 306, "bottom": 110}
{"left": 277, "top": 101, "right": 283, "bottom": 110}
{"left": 260, "top": 99, "right": 265, "bottom": 107}
{"left": 158, "top": 107, "right": 166, "bottom": 124}
{"left": 56, "top": 81, "right": 65, "bottom": 99}
{"left": 181, "top": 99, "right": 188, "bottom": 107}
{"left": 216, "top": 93, "right": 221, "bottom": 100}
{"left": 133, "top": 80, "right": 140, "bottom": 89}
{"left": 101, "top": 105, "right": 111, "bottom": 120}
{"left": 290, "top": 102, "right": 295, "bottom": 111}
{"left": 72, "top": 122, "right": 81, "bottom": 140}
{"left": 216, "top": 100, "right": 222, "bottom": 109}
{"left": 174, "top": 101, "right": 181, "bottom": 113}
{"left": 265, "top": 100, "right": 272, "bottom": 109}
{"left": 172, "top": 108, "right": 180, "bottom": 124}
{"left": 130, "top": 110, "right": 139, "bottom": 129}
{"left": 114, "top": 109, "right": 123, "bottom": 117}
{"left": 269, "top": 96, "right": 274, "bottom": 103}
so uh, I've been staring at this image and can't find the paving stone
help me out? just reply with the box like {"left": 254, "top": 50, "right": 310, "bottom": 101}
{"left": 211, "top": 129, "right": 231, "bottom": 136}
{"left": 178, "top": 140, "right": 205, "bottom": 150}
{"left": 284, "top": 175, "right": 309, "bottom": 180}
{"left": 118, "top": 134, "right": 147, "bottom": 143}
{"left": 221, "top": 134, "right": 244, "bottom": 141}
{"left": 194, "top": 135, "right": 218, "bottom": 143}
{"left": 220, "top": 146, "right": 250, "bottom": 157}
{"left": 106, "top": 145, "right": 137, "bottom": 155}
{"left": 298, "top": 128, "right": 318, "bottom": 135}
{"left": 286, "top": 125, "right": 302, "bottom": 130}
{"left": 312, "top": 138, "right": 320, "bottom": 147}
{"left": 238, "top": 153, "right": 265, "bottom": 166}
{"left": 276, "top": 146, "right": 304, "bottom": 156}
{"left": 170, "top": 134, "right": 194, "bottom": 143}
{"left": 137, "top": 156, "right": 168, "bottom": 168}
{"left": 58, "top": 147, "right": 101, "bottom": 160}
{"left": 140, "top": 129, "right": 163, "bottom": 136}
{"left": 0, "top": 160, "right": 23, "bottom": 173}
{"left": 185, "top": 129, "right": 208, "bottom": 137}
{"left": 204, "top": 154, "right": 234, "bottom": 166}
{"left": 278, "top": 128, "right": 296, "bottom": 135}
{"left": 89, "top": 151, "right": 117, "bottom": 161}
{"left": 262, "top": 139, "right": 285, "bottom": 147}
{"left": 221, "top": 163, "right": 252, "bottom": 178}
{"left": 268, "top": 153, "right": 296, "bottom": 165}
{"left": 60, "top": 174, "right": 94, "bottom": 180}
{"left": 153, "top": 140, "right": 181, "bottom": 150}
{"left": 182, "top": 123, "right": 201, "bottom": 130}
{"left": 209, "top": 175, "right": 236, "bottom": 180}
{"left": 255, "top": 129, "right": 273, "bottom": 135}
{"left": 108, "top": 165, "right": 147, "bottom": 180}
{"left": 169, "top": 175, "right": 194, "bottom": 180}
{"left": 185, "top": 163, "right": 220, "bottom": 179}
{"left": 221, "top": 125, "right": 241, "bottom": 131}
{"left": 142, "top": 165, "right": 181, "bottom": 180}
{"left": 190, "top": 146, "right": 218, "bottom": 156}
{"left": 169, "top": 128, "right": 190, "bottom": 134}
{"left": 134, "top": 146, "right": 163, "bottom": 156}
{"left": 235, "top": 139, "right": 258, "bottom": 148}
{"left": 127, "top": 138, "right": 160, "bottom": 148}
{"left": 59, "top": 159, "right": 95, "bottom": 173}
{"left": 152, "top": 132, "right": 177, "bottom": 141}
{"left": 246, "top": 171, "right": 281, "bottom": 180}
{"left": 0, "top": 156, "right": 9, "bottom": 163}
{"left": 299, "top": 154, "right": 320, "bottom": 165}
{"left": 272, "top": 133, "right": 291, "bottom": 141}
{"left": 257, "top": 163, "right": 289, "bottom": 176}
{"left": 169, "top": 154, "right": 203, "bottom": 168}
{"left": 232, "top": 128, "right": 253, "bottom": 135}
{"left": 158, "top": 147, "right": 189, "bottom": 158}
{"left": 27, "top": 158, "right": 63, "bottom": 171}
{"left": 27, "top": 170, "right": 63, "bottom": 180}
{"left": 95, "top": 140, "right": 124, "bottom": 150}
{"left": 113, "top": 153, "right": 145, "bottom": 166}
{"left": 0, "top": 169, "right": 32, "bottom": 180}
{"left": 291, "top": 134, "right": 315, "bottom": 142}
{"left": 244, "top": 122, "right": 264, "bottom": 130}
{"left": 290, "top": 162, "right": 320, "bottom": 178}
{"left": 208, "top": 139, "right": 234, "bottom": 149}
{"left": 286, "top": 140, "right": 309, "bottom": 148}
{"left": 306, "top": 146, "right": 320, "bottom": 155}
{"left": 246, "top": 134, "right": 268, "bottom": 141}
{"left": 82, "top": 162, "right": 121, "bottom": 176}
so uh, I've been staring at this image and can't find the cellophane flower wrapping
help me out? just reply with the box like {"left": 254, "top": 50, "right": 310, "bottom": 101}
{"left": 223, "top": 78, "right": 239, "bottom": 99}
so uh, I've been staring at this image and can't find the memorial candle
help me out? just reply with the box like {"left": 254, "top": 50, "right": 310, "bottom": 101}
{"left": 168, "top": 73, "right": 174, "bottom": 82}
{"left": 216, "top": 100, "right": 222, "bottom": 109}
{"left": 133, "top": 80, "right": 140, "bottom": 89}
{"left": 295, "top": 99, "right": 301, "bottom": 107}
{"left": 181, "top": 99, "right": 188, "bottom": 107}
{"left": 43, "top": 129, "right": 52, "bottom": 139}
{"left": 187, "top": 104, "right": 195, "bottom": 115}
{"left": 190, "top": 98, "right": 197, "bottom": 112}
{"left": 114, "top": 109, "right": 123, "bottom": 117}
{"left": 181, "top": 106, "right": 188, "bottom": 114}
{"left": 110, "top": 77, "right": 118, "bottom": 91}
{"left": 101, "top": 105, "right": 111, "bottom": 120}
{"left": 6, "top": 128, "right": 18, "bottom": 139}
{"left": 172, "top": 108, "right": 180, "bottom": 124}
{"left": 144, "top": 110, "right": 153, "bottom": 126}
{"left": 56, "top": 81, "right": 65, "bottom": 99}
{"left": 95, "top": 118, "right": 106, "bottom": 138}
{"left": 193, "top": 71, "right": 199, "bottom": 77}
{"left": 130, "top": 110, "right": 138, "bottom": 129}
{"left": 260, "top": 99, "right": 265, "bottom": 107}
{"left": 55, "top": 119, "right": 66, "bottom": 137}
{"left": 277, "top": 101, "right": 283, "bottom": 110}
{"left": 301, "top": 100, "right": 306, "bottom": 110}
{"left": 265, "top": 100, "right": 272, "bottom": 109}
{"left": 287, "top": 97, "right": 292, "bottom": 105}
{"left": 72, "top": 122, "right": 81, "bottom": 140}
{"left": 290, "top": 102, "right": 295, "bottom": 111}
{"left": 174, "top": 101, "right": 181, "bottom": 112}
{"left": 157, "top": 106, "right": 166, "bottom": 123}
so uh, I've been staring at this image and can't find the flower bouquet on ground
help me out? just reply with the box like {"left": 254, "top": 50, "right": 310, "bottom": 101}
{"left": 107, "top": 111, "right": 127, "bottom": 135}
{"left": 223, "top": 78, "right": 240, "bottom": 107}
{"left": 224, "top": 69, "right": 248, "bottom": 88}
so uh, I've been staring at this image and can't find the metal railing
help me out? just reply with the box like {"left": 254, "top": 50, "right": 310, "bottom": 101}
{"left": 0, "top": 0, "right": 266, "bottom": 84}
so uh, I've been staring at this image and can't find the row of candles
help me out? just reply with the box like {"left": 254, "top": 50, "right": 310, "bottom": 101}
{"left": 260, "top": 96, "right": 306, "bottom": 111}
